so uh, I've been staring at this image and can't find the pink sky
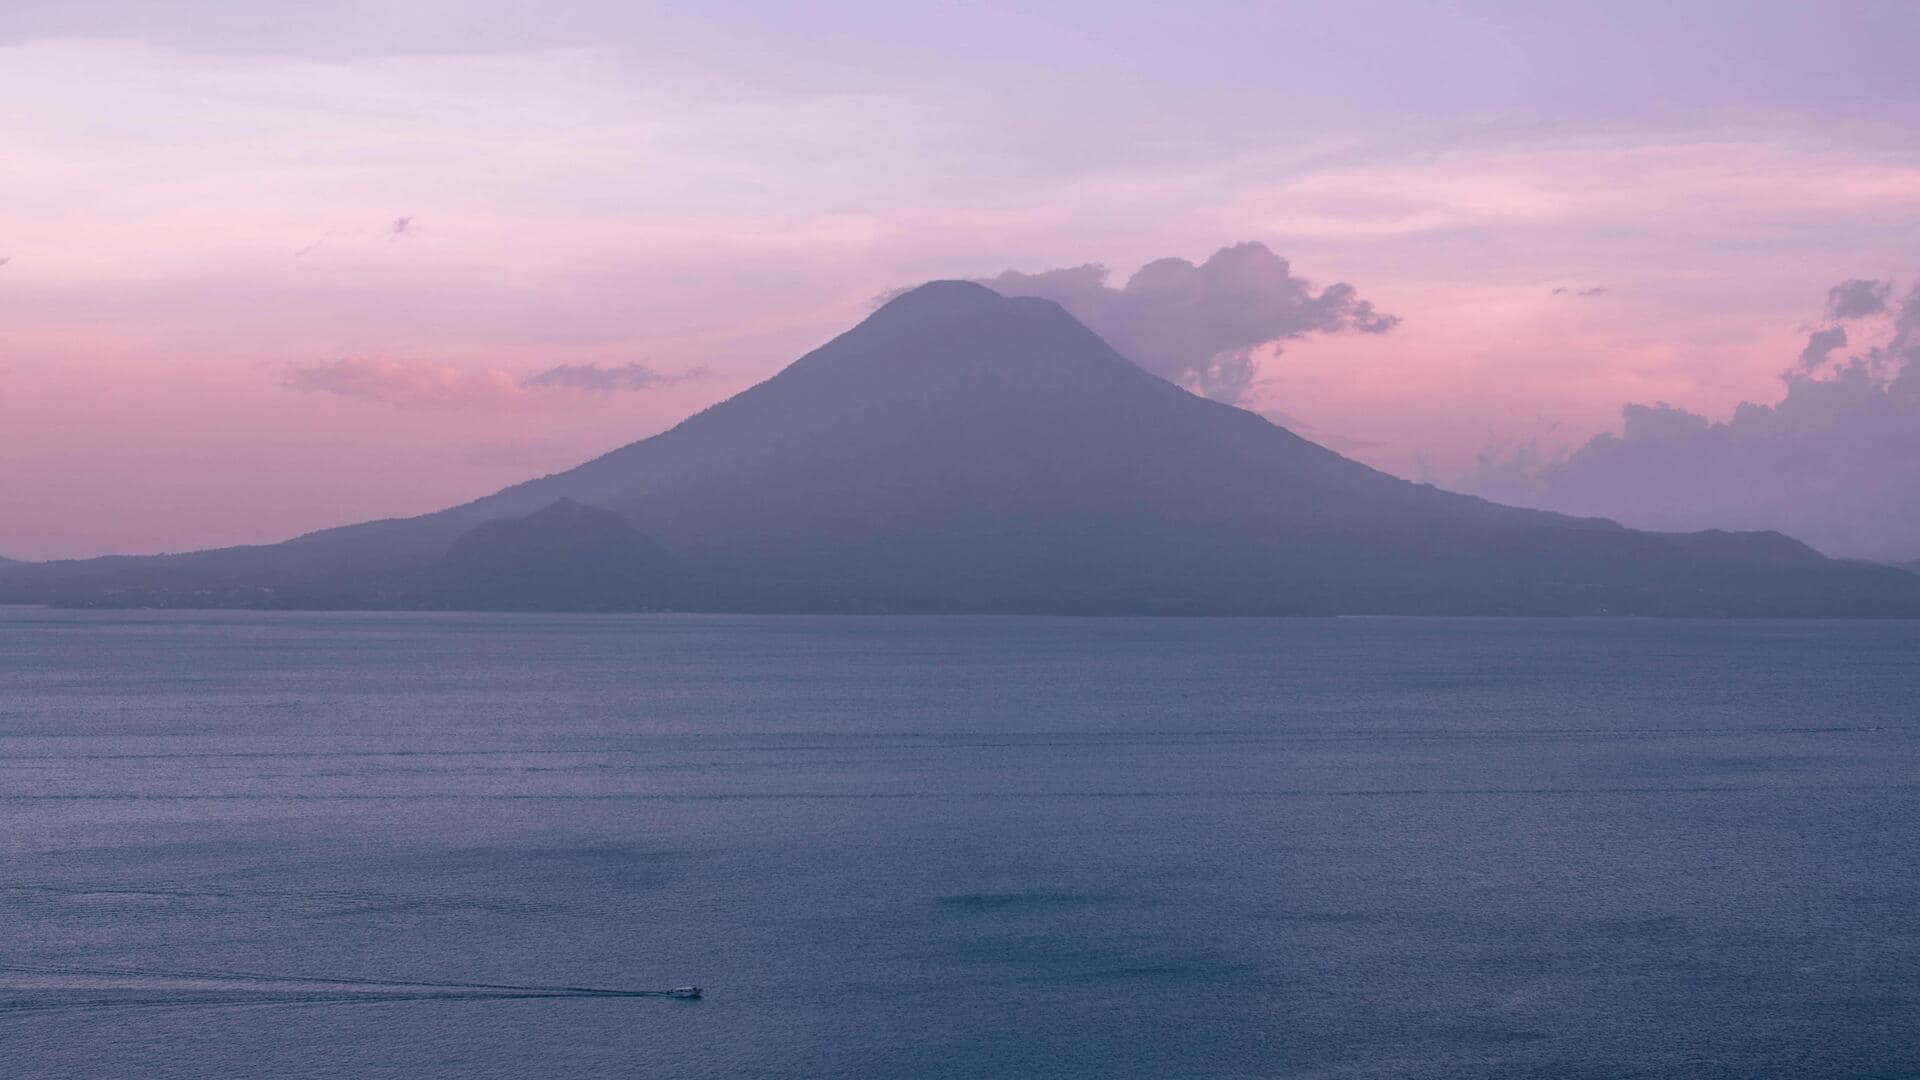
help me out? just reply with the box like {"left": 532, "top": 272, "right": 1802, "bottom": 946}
{"left": 3, "top": 5, "right": 1919, "bottom": 559}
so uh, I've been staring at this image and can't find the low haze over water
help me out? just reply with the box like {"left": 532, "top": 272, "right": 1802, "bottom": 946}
{"left": 4, "top": 609, "right": 1917, "bottom": 1078}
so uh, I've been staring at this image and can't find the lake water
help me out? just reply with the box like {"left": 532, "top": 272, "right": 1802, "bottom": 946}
{"left": 2, "top": 609, "right": 1917, "bottom": 1078}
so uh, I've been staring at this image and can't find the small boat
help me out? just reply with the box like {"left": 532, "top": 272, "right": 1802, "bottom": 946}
{"left": 669, "top": 986, "right": 703, "bottom": 1000}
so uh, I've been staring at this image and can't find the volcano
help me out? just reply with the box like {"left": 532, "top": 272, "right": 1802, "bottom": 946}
{"left": 8, "top": 280, "right": 1918, "bottom": 615}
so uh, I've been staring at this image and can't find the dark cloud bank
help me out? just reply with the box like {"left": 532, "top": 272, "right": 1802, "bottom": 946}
{"left": 978, "top": 242, "right": 1397, "bottom": 404}
{"left": 1467, "top": 277, "right": 1920, "bottom": 563}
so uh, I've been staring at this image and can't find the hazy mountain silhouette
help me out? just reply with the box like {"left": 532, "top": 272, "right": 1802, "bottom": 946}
{"left": 5, "top": 281, "right": 1919, "bottom": 614}
{"left": 434, "top": 497, "right": 675, "bottom": 610}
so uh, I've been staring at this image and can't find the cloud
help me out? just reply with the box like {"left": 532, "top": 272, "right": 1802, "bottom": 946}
{"left": 281, "top": 357, "right": 706, "bottom": 407}
{"left": 0, "top": 256, "right": 10, "bottom": 268}
{"left": 280, "top": 358, "right": 521, "bottom": 408}
{"left": 520, "top": 361, "right": 708, "bottom": 392}
{"left": 1796, "top": 326, "right": 1848, "bottom": 371}
{"left": 1551, "top": 285, "right": 1607, "bottom": 297}
{"left": 1827, "top": 278, "right": 1891, "bottom": 320}
{"left": 1469, "top": 424, "right": 1568, "bottom": 498}
{"left": 977, "top": 242, "right": 1396, "bottom": 404}
{"left": 1462, "top": 278, "right": 1920, "bottom": 561}
{"left": 389, "top": 216, "right": 415, "bottom": 240}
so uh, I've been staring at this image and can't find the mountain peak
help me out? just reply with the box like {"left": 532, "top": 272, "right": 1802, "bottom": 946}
{"left": 861, "top": 279, "right": 1089, "bottom": 343}
{"left": 875, "top": 279, "right": 1004, "bottom": 316}
{"left": 796, "top": 277, "right": 1129, "bottom": 394}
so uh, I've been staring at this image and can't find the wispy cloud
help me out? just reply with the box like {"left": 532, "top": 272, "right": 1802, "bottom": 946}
{"left": 520, "top": 361, "right": 708, "bottom": 392}
{"left": 279, "top": 358, "right": 522, "bottom": 408}
{"left": 281, "top": 357, "right": 706, "bottom": 407}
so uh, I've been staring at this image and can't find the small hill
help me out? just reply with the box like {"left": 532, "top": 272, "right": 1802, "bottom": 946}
{"left": 436, "top": 499, "right": 674, "bottom": 610}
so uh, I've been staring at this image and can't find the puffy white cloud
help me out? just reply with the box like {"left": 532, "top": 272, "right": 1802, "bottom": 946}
{"left": 978, "top": 242, "right": 1396, "bottom": 404}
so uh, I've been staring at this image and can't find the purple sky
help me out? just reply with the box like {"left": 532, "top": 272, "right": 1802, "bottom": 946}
{"left": 3, "top": 2, "right": 1919, "bottom": 559}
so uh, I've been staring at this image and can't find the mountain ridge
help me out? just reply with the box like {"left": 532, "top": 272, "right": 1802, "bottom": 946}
{"left": 4, "top": 281, "right": 1916, "bottom": 615}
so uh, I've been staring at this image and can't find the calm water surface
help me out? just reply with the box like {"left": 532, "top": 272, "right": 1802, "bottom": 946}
{"left": 2, "top": 609, "right": 1917, "bottom": 1078}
